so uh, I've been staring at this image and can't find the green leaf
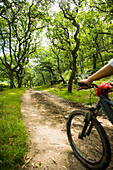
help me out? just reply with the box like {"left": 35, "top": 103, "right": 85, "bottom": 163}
{"left": 36, "top": 162, "right": 41, "bottom": 168}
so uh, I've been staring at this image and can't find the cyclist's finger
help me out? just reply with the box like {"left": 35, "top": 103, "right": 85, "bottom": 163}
{"left": 78, "top": 82, "right": 88, "bottom": 88}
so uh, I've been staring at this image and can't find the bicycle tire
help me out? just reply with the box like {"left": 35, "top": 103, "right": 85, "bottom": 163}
{"left": 67, "top": 110, "right": 111, "bottom": 170}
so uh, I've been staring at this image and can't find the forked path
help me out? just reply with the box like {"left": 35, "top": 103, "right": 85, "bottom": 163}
{"left": 21, "top": 89, "right": 113, "bottom": 170}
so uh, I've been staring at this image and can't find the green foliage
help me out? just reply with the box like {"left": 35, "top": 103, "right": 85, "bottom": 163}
{"left": 0, "top": 80, "right": 9, "bottom": 91}
{"left": 0, "top": 0, "right": 51, "bottom": 88}
{"left": 0, "top": 88, "right": 27, "bottom": 170}
{"left": 0, "top": 0, "right": 113, "bottom": 91}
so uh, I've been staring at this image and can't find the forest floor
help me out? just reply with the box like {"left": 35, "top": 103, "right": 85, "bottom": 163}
{"left": 20, "top": 89, "right": 113, "bottom": 170}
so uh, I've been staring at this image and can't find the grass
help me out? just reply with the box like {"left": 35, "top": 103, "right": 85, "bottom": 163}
{"left": 46, "top": 87, "right": 98, "bottom": 105}
{"left": 0, "top": 88, "right": 27, "bottom": 170}
{"left": 36, "top": 84, "right": 98, "bottom": 105}
{"left": 36, "top": 77, "right": 113, "bottom": 106}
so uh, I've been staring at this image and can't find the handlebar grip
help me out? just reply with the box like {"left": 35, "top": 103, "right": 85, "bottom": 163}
{"left": 78, "top": 82, "right": 88, "bottom": 87}
{"left": 110, "top": 83, "right": 113, "bottom": 87}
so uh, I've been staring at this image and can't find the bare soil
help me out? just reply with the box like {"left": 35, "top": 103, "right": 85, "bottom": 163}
{"left": 20, "top": 89, "right": 113, "bottom": 170}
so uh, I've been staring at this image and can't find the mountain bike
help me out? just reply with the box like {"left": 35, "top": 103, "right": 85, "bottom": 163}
{"left": 67, "top": 83, "right": 113, "bottom": 170}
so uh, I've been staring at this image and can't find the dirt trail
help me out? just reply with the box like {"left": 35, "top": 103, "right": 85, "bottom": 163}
{"left": 21, "top": 89, "right": 113, "bottom": 170}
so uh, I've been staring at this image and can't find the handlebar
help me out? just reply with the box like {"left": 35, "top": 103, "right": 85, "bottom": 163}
{"left": 78, "top": 82, "right": 113, "bottom": 97}
{"left": 78, "top": 82, "right": 113, "bottom": 89}
{"left": 78, "top": 82, "right": 98, "bottom": 90}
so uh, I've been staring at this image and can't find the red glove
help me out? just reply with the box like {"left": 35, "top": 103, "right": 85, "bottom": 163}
{"left": 96, "top": 83, "right": 112, "bottom": 98}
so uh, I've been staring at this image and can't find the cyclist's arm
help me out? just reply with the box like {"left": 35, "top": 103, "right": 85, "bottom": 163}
{"left": 79, "top": 59, "right": 113, "bottom": 88}
{"left": 88, "top": 64, "right": 113, "bottom": 82}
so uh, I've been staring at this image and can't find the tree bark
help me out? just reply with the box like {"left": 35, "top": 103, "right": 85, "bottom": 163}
{"left": 41, "top": 73, "right": 46, "bottom": 84}
{"left": 93, "top": 54, "right": 96, "bottom": 70}
{"left": 9, "top": 70, "right": 14, "bottom": 89}
{"left": 17, "top": 76, "right": 23, "bottom": 88}
{"left": 68, "top": 53, "right": 77, "bottom": 92}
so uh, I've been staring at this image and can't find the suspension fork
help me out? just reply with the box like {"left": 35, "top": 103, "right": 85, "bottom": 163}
{"left": 86, "top": 122, "right": 93, "bottom": 136}
{"left": 78, "top": 112, "right": 93, "bottom": 139}
{"left": 78, "top": 105, "right": 100, "bottom": 139}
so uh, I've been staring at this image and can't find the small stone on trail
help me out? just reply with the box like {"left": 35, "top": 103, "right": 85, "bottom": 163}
{"left": 65, "top": 115, "right": 69, "bottom": 119}
{"left": 51, "top": 157, "right": 56, "bottom": 163}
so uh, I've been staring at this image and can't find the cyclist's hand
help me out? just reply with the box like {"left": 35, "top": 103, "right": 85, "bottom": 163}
{"left": 79, "top": 79, "right": 92, "bottom": 88}
{"left": 96, "top": 82, "right": 112, "bottom": 97}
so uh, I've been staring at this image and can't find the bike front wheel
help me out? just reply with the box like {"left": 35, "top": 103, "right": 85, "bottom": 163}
{"left": 67, "top": 110, "right": 111, "bottom": 170}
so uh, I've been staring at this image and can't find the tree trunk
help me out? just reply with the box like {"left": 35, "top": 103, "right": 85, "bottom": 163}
{"left": 93, "top": 54, "right": 96, "bottom": 70}
{"left": 58, "top": 5, "right": 80, "bottom": 92}
{"left": 17, "top": 74, "right": 23, "bottom": 88}
{"left": 41, "top": 73, "right": 46, "bottom": 84}
{"left": 60, "top": 74, "right": 66, "bottom": 84}
{"left": 68, "top": 54, "right": 77, "bottom": 93}
{"left": 18, "top": 77, "right": 23, "bottom": 88}
{"left": 10, "top": 70, "right": 14, "bottom": 89}
{"left": 99, "top": 52, "right": 104, "bottom": 65}
{"left": 56, "top": 55, "right": 66, "bottom": 84}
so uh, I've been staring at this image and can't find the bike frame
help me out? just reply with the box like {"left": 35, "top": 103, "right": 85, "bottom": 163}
{"left": 98, "top": 94, "right": 113, "bottom": 124}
